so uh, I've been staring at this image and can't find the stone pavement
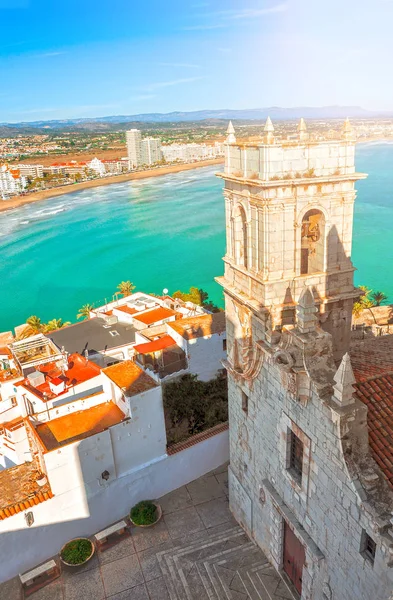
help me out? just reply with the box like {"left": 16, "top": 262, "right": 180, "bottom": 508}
{"left": 0, "top": 463, "right": 297, "bottom": 600}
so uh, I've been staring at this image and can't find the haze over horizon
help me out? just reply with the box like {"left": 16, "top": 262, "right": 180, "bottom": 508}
{"left": 1, "top": 0, "right": 393, "bottom": 122}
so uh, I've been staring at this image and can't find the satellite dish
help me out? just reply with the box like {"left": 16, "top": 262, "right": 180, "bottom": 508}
{"left": 163, "top": 288, "right": 169, "bottom": 295}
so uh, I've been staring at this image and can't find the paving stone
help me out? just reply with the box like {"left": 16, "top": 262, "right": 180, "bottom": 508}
{"left": 186, "top": 474, "right": 226, "bottom": 505}
{"left": 98, "top": 536, "right": 136, "bottom": 566}
{"left": 215, "top": 470, "right": 229, "bottom": 495}
{"left": 106, "top": 583, "right": 149, "bottom": 599}
{"left": 137, "top": 540, "right": 172, "bottom": 582}
{"left": 159, "top": 486, "right": 193, "bottom": 515}
{"left": 64, "top": 567, "right": 105, "bottom": 600}
{"left": 196, "top": 497, "right": 233, "bottom": 529}
{"left": 164, "top": 506, "right": 205, "bottom": 539}
{"left": 131, "top": 520, "right": 170, "bottom": 553}
{"left": 145, "top": 576, "right": 170, "bottom": 600}
{"left": 24, "top": 579, "right": 63, "bottom": 600}
{"left": 0, "top": 577, "right": 22, "bottom": 600}
{"left": 101, "top": 554, "right": 143, "bottom": 598}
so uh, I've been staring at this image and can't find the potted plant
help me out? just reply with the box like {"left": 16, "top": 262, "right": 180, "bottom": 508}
{"left": 60, "top": 538, "right": 95, "bottom": 567}
{"left": 129, "top": 500, "right": 162, "bottom": 528}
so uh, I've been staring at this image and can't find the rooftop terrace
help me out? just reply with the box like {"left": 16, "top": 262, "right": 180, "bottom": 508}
{"left": 34, "top": 401, "right": 125, "bottom": 451}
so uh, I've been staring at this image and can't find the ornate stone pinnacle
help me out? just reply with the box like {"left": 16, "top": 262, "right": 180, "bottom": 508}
{"left": 333, "top": 352, "right": 356, "bottom": 406}
{"left": 342, "top": 117, "right": 354, "bottom": 140}
{"left": 296, "top": 287, "right": 317, "bottom": 334}
{"left": 226, "top": 120, "right": 236, "bottom": 144}
{"left": 264, "top": 116, "right": 274, "bottom": 133}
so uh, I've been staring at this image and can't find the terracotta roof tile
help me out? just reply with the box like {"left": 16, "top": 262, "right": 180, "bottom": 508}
{"left": 133, "top": 307, "right": 177, "bottom": 326}
{"left": 168, "top": 312, "right": 226, "bottom": 341}
{"left": 0, "top": 460, "right": 53, "bottom": 520}
{"left": 354, "top": 373, "right": 393, "bottom": 489}
{"left": 103, "top": 360, "right": 158, "bottom": 395}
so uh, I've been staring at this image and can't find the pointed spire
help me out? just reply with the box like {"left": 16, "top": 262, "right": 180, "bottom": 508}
{"left": 263, "top": 116, "right": 274, "bottom": 144}
{"left": 264, "top": 116, "right": 274, "bottom": 133}
{"left": 298, "top": 118, "right": 308, "bottom": 141}
{"left": 333, "top": 353, "right": 356, "bottom": 406}
{"left": 342, "top": 117, "right": 354, "bottom": 141}
{"left": 225, "top": 120, "right": 236, "bottom": 144}
{"left": 296, "top": 287, "right": 317, "bottom": 334}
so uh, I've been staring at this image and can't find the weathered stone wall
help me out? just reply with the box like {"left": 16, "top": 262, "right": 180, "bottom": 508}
{"left": 225, "top": 302, "right": 393, "bottom": 600}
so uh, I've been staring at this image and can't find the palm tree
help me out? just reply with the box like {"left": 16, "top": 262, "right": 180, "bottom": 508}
{"left": 371, "top": 291, "right": 388, "bottom": 306}
{"left": 117, "top": 281, "right": 135, "bottom": 297}
{"left": 26, "top": 315, "right": 43, "bottom": 333}
{"left": 77, "top": 304, "right": 93, "bottom": 320}
{"left": 43, "top": 318, "right": 71, "bottom": 333}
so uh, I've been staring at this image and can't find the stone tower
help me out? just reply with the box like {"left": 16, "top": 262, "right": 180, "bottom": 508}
{"left": 216, "top": 118, "right": 367, "bottom": 361}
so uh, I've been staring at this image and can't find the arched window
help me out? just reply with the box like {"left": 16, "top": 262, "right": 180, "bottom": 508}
{"left": 233, "top": 205, "right": 248, "bottom": 268}
{"left": 300, "top": 209, "right": 325, "bottom": 275}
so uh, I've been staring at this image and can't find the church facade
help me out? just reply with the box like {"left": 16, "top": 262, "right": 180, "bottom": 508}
{"left": 217, "top": 120, "right": 393, "bottom": 599}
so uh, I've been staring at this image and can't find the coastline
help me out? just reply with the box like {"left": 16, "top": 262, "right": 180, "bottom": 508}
{"left": 0, "top": 158, "right": 224, "bottom": 214}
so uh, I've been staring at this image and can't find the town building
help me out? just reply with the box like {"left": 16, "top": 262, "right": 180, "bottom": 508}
{"left": 17, "top": 164, "right": 43, "bottom": 179}
{"left": 126, "top": 128, "right": 142, "bottom": 168}
{"left": 86, "top": 157, "right": 106, "bottom": 177}
{"left": 141, "top": 137, "right": 162, "bottom": 165}
{"left": 217, "top": 119, "right": 393, "bottom": 599}
{"left": 0, "top": 165, "right": 27, "bottom": 199}
{"left": 162, "top": 141, "right": 224, "bottom": 163}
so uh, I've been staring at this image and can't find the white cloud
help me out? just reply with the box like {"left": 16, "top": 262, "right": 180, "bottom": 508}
{"left": 159, "top": 62, "right": 201, "bottom": 69}
{"left": 181, "top": 23, "right": 227, "bottom": 31}
{"left": 31, "top": 51, "right": 66, "bottom": 58}
{"left": 226, "top": 3, "right": 288, "bottom": 19}
{"left": 142, "top": 77, "right": 204, "bottom": 91}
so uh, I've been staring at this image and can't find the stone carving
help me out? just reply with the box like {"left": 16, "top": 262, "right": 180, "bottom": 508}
{"left": 273, "top": 349, "right": 295, "bottom": 372}
{"left": 225, "top": 302, "right": 264, "bottom": 383}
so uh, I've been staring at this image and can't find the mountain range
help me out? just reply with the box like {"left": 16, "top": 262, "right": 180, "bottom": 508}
{"left": 1, "top": 106, "right": 390, "bottom": 134}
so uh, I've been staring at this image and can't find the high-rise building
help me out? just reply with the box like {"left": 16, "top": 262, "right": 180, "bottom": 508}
{"left": 126, "top": 129, "right": 142, "bottom": 168}
{"left": 141, "top": 137, "right": 162, "bottom": 165}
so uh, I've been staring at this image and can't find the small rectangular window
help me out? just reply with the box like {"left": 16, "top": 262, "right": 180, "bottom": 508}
{"left": 241, "top": 390, "right": 248, "bottom": 414}
{"left": 223, "top": 339, "right": 227, "bottom": 352}
{"left": 288, "top": 431, "right": 303, "bottom": 484}
{"left": 361, "top": 531, "right": 376, "bottom": 565}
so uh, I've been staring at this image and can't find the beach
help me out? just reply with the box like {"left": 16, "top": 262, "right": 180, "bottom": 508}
{"left": 0, "top": 158, "right": 224, "bottom": 214}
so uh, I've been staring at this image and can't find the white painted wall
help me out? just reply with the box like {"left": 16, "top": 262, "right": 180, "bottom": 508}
{"left": 0, "top": 427, "right": 229, "bottom": 583}
{"left": 166, "top": 327, "right": 227, "bottom": 382}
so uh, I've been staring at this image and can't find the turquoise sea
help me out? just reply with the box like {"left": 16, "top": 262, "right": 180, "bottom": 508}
{"left": 0, "top": 143, "right": 391, "bottom": 332}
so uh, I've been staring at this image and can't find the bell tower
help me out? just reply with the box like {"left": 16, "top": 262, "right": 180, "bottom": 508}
{"left": 217, "top": 118, "right": 367, "bottom": 361}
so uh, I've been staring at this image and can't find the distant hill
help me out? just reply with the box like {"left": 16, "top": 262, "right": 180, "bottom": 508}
{"left": 1, "top": 106, "right": 390, "bottom": 135}
{"left": 0, "top": 106, "right": 386, "bottom": 129}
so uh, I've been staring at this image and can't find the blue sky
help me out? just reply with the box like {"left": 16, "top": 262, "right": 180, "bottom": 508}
{"left": 1, "top": 0, "right": 393, "bottom": 122}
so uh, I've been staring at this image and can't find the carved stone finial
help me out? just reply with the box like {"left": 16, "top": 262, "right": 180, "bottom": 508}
{"left": 226, "top": 120, "right": 236, "bottom": 144}
{"left": 333, "top": 352, "right": 356, "bottom": 406}
{"left": 298, "top": 117, "right": 308, "bottom": 141}
{"left": 264, "top": 116, "right": 274, "bottom": 144}
{"left": 296, "top": 287, "right": 317, "bottom": 334}
{"left": 264, "top": 116, "right": 274, "bottom": 133}
{"left": 342, "top": 117, "right": 354, "bottom": 141}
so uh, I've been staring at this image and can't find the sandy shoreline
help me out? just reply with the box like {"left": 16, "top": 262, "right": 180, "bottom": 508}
{"left": 0, "top": 158, "right": 224, "bottom": 214}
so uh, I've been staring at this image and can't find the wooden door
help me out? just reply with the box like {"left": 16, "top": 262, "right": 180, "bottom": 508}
{"left": 283, "top": 521, "right": 305, "bottom": 595}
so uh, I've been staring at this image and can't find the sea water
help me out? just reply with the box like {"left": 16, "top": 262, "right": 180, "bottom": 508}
{"left": 0, "top": 144, "right": 391, "bottom": 332}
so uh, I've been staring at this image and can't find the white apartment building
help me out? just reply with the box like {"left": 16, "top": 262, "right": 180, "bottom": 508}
{"left": 86, "top": 157, "right": 106, "bottom": 176}
{"left": 0, "top": 165, "right": 27, "bottom": 199}
{"left": 141, "top": 137, "right": 162, "bottom": 165}
{"left": 17, "top": 164, "right": 43, "bottom": 179}
{"left": 126, "top": 129, "right": 142, "bottom": 168}
{"left": 162, "top": 142, "right": 224, "bottom": 163}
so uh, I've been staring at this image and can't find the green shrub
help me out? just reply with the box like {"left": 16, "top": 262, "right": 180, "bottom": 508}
{"left": 130, "top": 500, "right": 157, "bottom": 525}
{"left": 61, "top": 538, "right": 92, "bottom": 564}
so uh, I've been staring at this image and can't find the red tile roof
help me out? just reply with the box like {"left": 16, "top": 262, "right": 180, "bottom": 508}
{"left": 103, "top": 360, "right": 158, "bottom": 395}
{"left": 350, "top": 335, "right": 393, "bottom": 382}
{"left": 133, "top": 306, "right": 177, "bottom": 326}
{"left": 20, "top": 353, "right": 101, "bottom": 401}
{"left": 134, "top": 335, "right": 177, "bottom": 354}
{"left": 168, "top": 312, "right": 226, "bottom": 340}
{"left": 34, "top": 401, "right": 125, "bottom": 451}
{"left": 354, "top": 374, "right": 393, "bottom": 489}
{"left": 0, "top": 460, "right": 53, "bottom": 520}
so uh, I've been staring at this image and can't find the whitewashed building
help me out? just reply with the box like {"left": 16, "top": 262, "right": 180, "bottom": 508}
{"left": 0, "top": 165, "right": 27, "bottom": 198}
{"left": 217, "top": 119, "right": 393, "bottom": 599}
{"left": 86, "top": 157, "right": 106, "bottom": 176}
